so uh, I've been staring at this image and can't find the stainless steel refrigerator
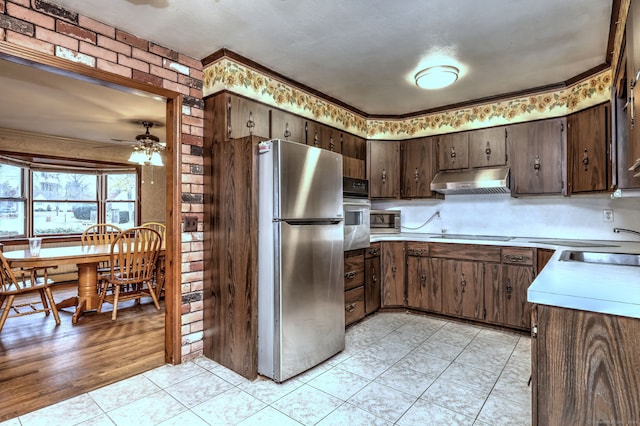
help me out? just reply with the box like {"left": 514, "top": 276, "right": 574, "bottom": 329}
{"left": 257, "top": 139, "right": 345, "bottom": 382}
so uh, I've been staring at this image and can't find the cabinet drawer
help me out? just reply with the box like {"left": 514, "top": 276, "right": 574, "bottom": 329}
{"left": 345, "top": 286, "right": 365, "bottom": 325}
{"left": 406, "top": 241, "right": 429, "bottom": 257}
{"left": 365, "top": 242, "right": 381, "bottom": 258}
{"left": 344, "top": 253, "right": 365, "bottom": 290}
{"left": 502, "top": 247, "right": 534, "bottom": 265}
{"left": 430, "top": 243, "right": 501, "bottom": 262}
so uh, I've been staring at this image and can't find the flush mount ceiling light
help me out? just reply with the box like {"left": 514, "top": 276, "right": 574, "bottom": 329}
{"left": 415, "top": 65, "right": 460, "bottom": 90}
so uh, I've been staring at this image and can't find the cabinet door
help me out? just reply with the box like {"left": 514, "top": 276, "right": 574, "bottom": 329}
{"left": 567, "top": 103, "right": 609, "bottom": 194}
{"left": 364, "top": 256, "right": 381, "bottom": 315}
{"left": 368, "top": 140, "right": 400, "bottom": 198}
{"left": 401, "top": 137, "right": 435, "bottom": 198}
{"left": 228, "top": 94, "right": 270, "bottom": 139}
{"left": 271, "top": 109, "right": 306, "bottom": 144}
{"left": 437, "top": 132, "right": 469, "bottom": 170}
{"left": 344, "top": 250, "right": 365, "bottom": 291}
{"left": 441, "top": 259, "right": 483, "bottom": 320}
{"left": 484, "top": 264, "right": 532, "bottom": 329}
{"left": 507, "top": 118, "right": 565, "bottom": 196}
{"left": 342, "top": 133, "right": 367, "bottom": 179}
{"left": 533, "top": 305, "right": 640, "bottom": 425}
{"left": 407, "top": 255, "right": 441, "bottom": 312}
{"left": 307, "top": 121, "right": 341, "bottom": 153}
{"left": 469, "top": 127, "right": 506, "bottom": 168}
{"left": 381, "top": 241, "right": 405, "bottom": 307}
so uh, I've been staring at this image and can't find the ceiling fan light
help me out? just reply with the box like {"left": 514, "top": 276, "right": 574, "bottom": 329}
{"left": 415, "top": 65, "right": 459, "bottom": 90}
{"left": 149, "top": 150, "right": 164, "bottom": 166}
{"left": 128, "top": 148, "right": 147, "bottom": 165}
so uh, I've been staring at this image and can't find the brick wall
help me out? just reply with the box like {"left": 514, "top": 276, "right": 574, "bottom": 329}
{"left": 0, "top": 0, "right": 205, "bottom": 361}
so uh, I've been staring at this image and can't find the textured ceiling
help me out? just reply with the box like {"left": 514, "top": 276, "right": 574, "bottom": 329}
{"left": 47, "top": 0, "right": 613, "bottom": 115}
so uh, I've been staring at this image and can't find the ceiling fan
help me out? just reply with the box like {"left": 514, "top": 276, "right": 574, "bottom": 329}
{"left": 111, "top": 121, "right": 166, "bottom": 166}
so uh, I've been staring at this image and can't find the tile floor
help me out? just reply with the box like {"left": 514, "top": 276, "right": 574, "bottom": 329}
{"left": 2, "top": 312, "right": 532, "bottom": 426}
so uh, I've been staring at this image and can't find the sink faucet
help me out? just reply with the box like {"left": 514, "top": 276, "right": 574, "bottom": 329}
{"left": 613, "top": 228, "right": 640, "bottom": 237}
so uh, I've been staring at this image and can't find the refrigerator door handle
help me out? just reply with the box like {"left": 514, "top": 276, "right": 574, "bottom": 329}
{"left": 278, "top": 219, "right": 344, "bottom": 225}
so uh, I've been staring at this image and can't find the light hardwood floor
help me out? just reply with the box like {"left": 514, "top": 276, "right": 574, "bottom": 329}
{"left": 0, "top": 283, "right": 165, "bottom": 421}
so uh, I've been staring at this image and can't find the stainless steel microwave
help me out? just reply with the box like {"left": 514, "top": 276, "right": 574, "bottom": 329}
{"left": 370, "top": 210, "right": 401, "bottom": 233}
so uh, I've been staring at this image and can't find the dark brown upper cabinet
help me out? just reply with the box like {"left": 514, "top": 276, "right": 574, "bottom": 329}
{"left": 368, "top": 140, "right": 400, "bottom": 198}
{"left": 507, "top": 117, "right": 566, "bottom": 196}
{"left": 437, "top": 132, "right": 469, "bottom": 170}
{"left": 401, "top": 137, "right": 436, "bottom": 198}
{"left": 270, "top": 109, "right": 306, "bottom": 144}
{"left": 469, "top": 126, "right": 507, "bottom": 168}
{"left": 567, "top": 103, "right": 610, "bottom": 194}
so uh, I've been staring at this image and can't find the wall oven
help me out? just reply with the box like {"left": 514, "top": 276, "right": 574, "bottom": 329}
{"left": 343, "top": 177, "right": 370, "bottom": 251}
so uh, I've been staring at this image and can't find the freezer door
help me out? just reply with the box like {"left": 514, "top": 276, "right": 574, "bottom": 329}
{"left": 276, "top": 140, "right": 343, "bottom": 220}
{"left": 276, "top": 220, "right": 345, "bottom": 381}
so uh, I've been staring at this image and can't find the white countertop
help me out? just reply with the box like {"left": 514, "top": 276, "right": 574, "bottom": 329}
{"left": 369, "top": 232, "right": 640, "bottom": 319}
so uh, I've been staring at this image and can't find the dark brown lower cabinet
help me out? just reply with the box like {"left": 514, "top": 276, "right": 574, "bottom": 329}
{"left": 484, "top": 264, "right": 533, "bottom": 329}
{"left": 344, "top": 249, "right": 365, "bottom": 326}
{"left": 407, "top": 251, "right": 441, "bottom": 312}
{"left": 344, "top": 286, "right": 365, "bottom": 326}
{"left": 532, "top": 304, "right": 640, "bottom": 425}
{"left": 364, "top": 246, "right": 381, "bottom": 315}
{"left": 440, "top": 259, "right": 484, "bottom": 320}
{"left": 381, "top": 241, "right": 406, "bottom": 307}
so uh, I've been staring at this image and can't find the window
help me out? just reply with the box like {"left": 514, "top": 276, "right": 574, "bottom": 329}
{"left": 0, "top": 164, "right": 26, "bottom": 238}
{"left": 33, "top": 171, "right": 98, "bottom": 235}
{"left": 0, "top": 162, "right": 138, "bottom": 239}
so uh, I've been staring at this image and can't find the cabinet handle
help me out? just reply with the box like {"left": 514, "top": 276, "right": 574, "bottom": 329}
{"left": 284, "top": 122, "right": 291, "bottom": 139}
{"left": 246, "top": 111, "right": 255, "bottom": 135}
{"left": 382, "top": 169, "right": 387, "bottom": 184}
{"left": 329, "top": 133, "right": 335, "bottom": 151}
{"left": 582, "top": 148, "right": 589, "bottom": 172}
{"left": 313, "top": 130, "right": 319, "bottom": 146}
{"left": 420, "top": 274, "right": 427, "bottom": 286}
{"left": 460, "top": 273, "right": 466, "bottom": 293}
{"left": 533, "top": 156, "right": 541, "bottom": 175}
{"left": 368, "top": 248, "right": 380, "bottom": 256}
{"left": 485, "top": 141, "right": 492, "bottom": 160}
{"left": 345, "top": 303, "right": 356, "bottom": 313}
{"left": 392, "top": 265, "right": 397, "bottom": 273}
{"left": 506, "top": 279, "right": 513, "bottom": 300}
{"left": 505, "top": 255, "right": 526, "bottom": 263}
{"left": 371, "top": 268, "right": 377, "bottom": 284}
{"left": 450, "top": 146, "right": 457, "bottom": 159}
{"left": 414, "top": 168, "right": 419, "bottom": 182}
{"left": 344, "top": 271, "right": 356, "bottom": 280}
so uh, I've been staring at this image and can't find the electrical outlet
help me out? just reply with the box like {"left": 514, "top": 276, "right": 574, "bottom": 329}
{"left": 184, "top": 216, "right": 198, "bottom": 232}
{"left": 603, "top": 209, "right": 614, "bottom": 222}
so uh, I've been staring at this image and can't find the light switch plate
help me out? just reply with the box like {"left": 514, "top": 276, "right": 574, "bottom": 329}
{"left": 184, "top": 216, "right": 198, "bottom": 232}
{"left": 603, "top": 209, "right": 614, "bottom": 222}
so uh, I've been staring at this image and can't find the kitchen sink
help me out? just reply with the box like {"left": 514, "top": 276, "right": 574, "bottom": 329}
{"left": 559, "top": 250, "right": 640, "bottom": 266}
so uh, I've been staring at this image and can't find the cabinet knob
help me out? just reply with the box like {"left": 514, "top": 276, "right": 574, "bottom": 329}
{"left": 344, "top": 271, "right": 356, "bottom": 280}
{"left": 313, "top": 131, "right": 319, "bottom": 146}
{"left": 420, "top": 274, "right": 427, "bottom": 286}
{"left": 485, "top": 141, "right": 492, "bottom": 160}
{"left": 246, "top": 111, "right": 255, "bottom": 135}
{"left": 284, "top": 122, "right": 291, "bottom": 139}
{"left": 582, "top": 148, "right": 589, "bottom": 171}
{"left": 506, "top": 279, "right": 513, "bottom": 300}
{"left": 450, "top": 146, "right": 457, "bottom": 159}
{"left": 414, "top": 168, "right": 419, "bottom": 182}
{"left": 382, "top": 169, "right": 387, "bottom": 184}
{"left": 345, "top": 303, "right": 356, "bottom": 313}
{"left": 533, "top": 156, "right": 541, "bottom": 175}
{"left": 392, "top": 265, "right": 397, "bottom": 273}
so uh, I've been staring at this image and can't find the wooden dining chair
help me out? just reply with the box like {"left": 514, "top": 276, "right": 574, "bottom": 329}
{"left": 82, "top": 223, "right": 122, "bottom": 292}
{"left": 97, "top": 226, "right": 162, "bottom": 320}
{"left": 141, "top": 222, "right": 166, "bottom": 298}
{"left": 0, "top": 251, "right": 60, "bottom": 332}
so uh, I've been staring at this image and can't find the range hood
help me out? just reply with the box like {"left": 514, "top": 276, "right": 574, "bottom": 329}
{"left": 430, "top": 166, "right": 510, "bottom": 195}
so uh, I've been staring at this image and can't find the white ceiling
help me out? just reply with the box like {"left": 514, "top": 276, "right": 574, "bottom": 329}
{"left": 0, "top": 0, "right": 614, "bottom": 145}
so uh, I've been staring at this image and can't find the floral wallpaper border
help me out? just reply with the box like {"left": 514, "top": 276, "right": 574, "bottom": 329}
{"left": 203, "top": 58, "right": 611, "bottom": 140}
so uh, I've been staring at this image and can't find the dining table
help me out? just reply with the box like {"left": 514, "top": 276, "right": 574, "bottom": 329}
{"left": 4, "top": 244, "right": 165, "bottom": 324}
